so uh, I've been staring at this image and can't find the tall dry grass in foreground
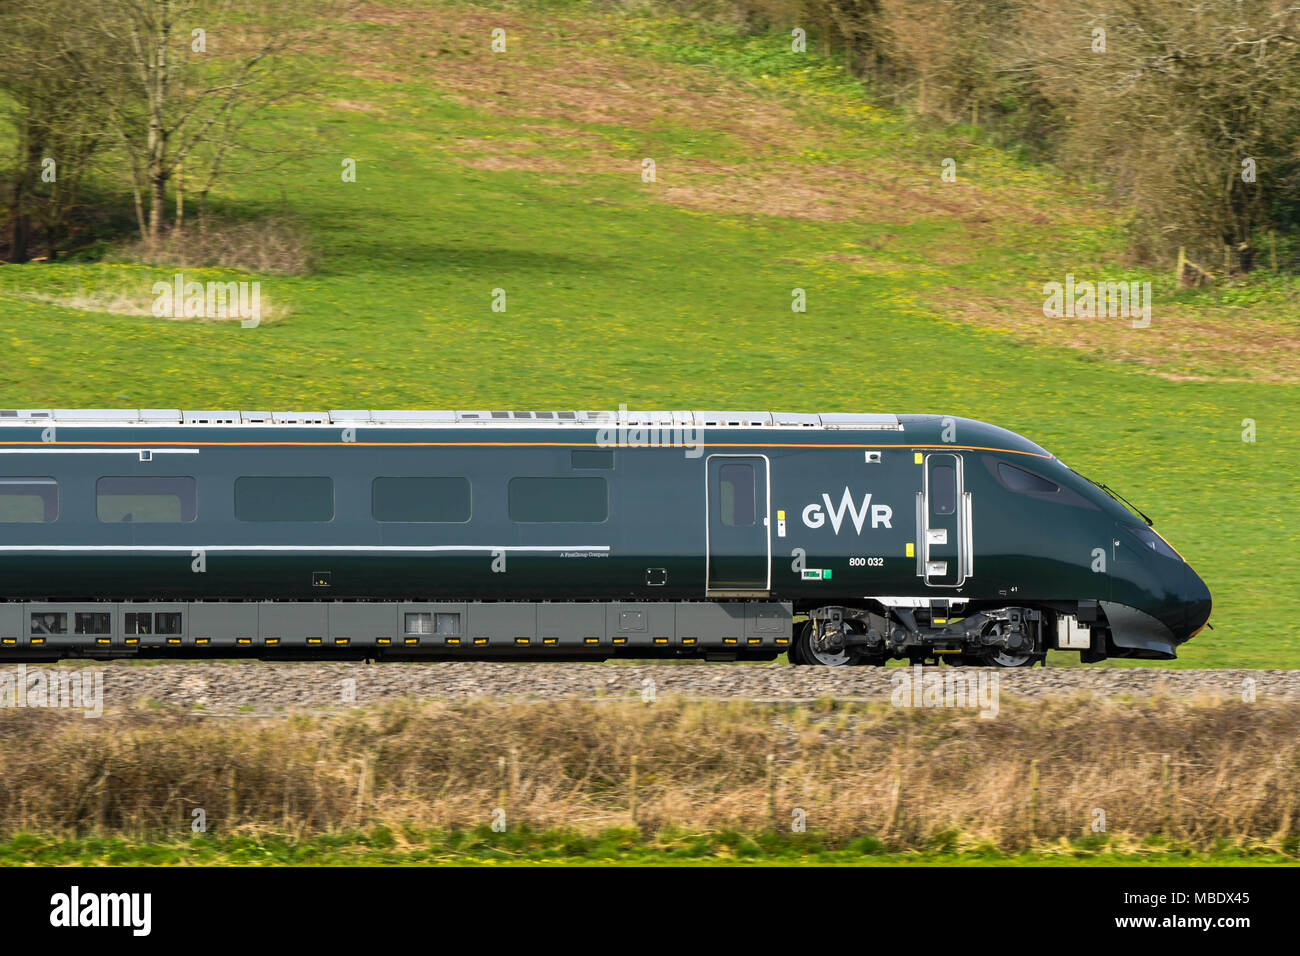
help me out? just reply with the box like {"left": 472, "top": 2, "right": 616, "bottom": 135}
{"left": 1, "top": 695, "right": 1296, "bottom": 851}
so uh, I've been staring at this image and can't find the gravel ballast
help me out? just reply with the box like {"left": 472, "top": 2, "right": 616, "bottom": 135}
{"left": 15, "top": 661, "right": 1290, "bottom": 714}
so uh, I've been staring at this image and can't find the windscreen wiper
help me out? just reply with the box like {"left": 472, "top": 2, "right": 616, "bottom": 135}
{"left": 1087, "top": 477, "right": 1153, "bottom": 526}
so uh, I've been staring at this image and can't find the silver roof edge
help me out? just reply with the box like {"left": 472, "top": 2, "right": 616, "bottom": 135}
{"left": 0, "top": 409, "right": 53, "bottom": 420}
{"left": 692, "top": 410, "right": 774, "bottom": 427}
{"left": 772, "top": 411, "right": 821, "bottom": 427}
{"left": 372, "top": 410, "right": 456, "bottom": 423}
{"left": 51, "top": 409, "right": 138, "bottom": 422}
{"left": 0, "top": 409, "right": 906, "bottom": 430}
{"left": 182, "top": 411, "right": 241, "bottom": 424}
{"left": 818, "top": 413, "right": 902, "bottom": 430}
{"left": 271, "top": 411, "right": 330, "bottom": 425}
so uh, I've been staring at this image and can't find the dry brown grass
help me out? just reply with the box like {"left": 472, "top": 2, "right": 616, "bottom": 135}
{"left": 934, "top": 287, "right": 1300, "bottom": 384}
{"left": 115, "top": 215, "right": 313, "bottom": 276}
{"left": 342, "top": 2, "right": 1064, "bottom": 232}
{"left": 1, "top": 694, "right": 1296, "bottom": 851}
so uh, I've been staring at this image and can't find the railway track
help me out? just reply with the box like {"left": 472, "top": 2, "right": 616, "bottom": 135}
{"left": 3, "top": 661, "right": 1290, "bottom": 714}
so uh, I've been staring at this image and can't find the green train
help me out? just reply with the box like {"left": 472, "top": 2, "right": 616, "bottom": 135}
{"left": 0, "top": 408, "right": 1210, "bottom": 665}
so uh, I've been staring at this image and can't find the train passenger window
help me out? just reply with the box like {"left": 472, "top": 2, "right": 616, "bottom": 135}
{"left": 97, "top": 476, "right": 197, "bottom": 523}
{"left": 75, "top": 613, "right": 111, "bottom": 635}
{"left": 372, "top": 477, "right": 470, "bottom": 522}
{"left": 719, "top": 463, "right": 756, "bottom": 527}
{"left": 405, "top": 613, "right": 434, "bottom": 635}
{"left": 435, "top": 613, "right": 460, "bottom": 635}
{"left": 997, "top": 462, "right": 1059, "bottom": 495}
{"left": 0, "top": 477, "right": 58, "bottom": 523}
{"left": 930, "top": 465, "right": 957, "bottom": 515}
{"left": 125, "top": 612, "right": 152, "bottom": 635}
{"left": 508, "top": 477, "right": 608, "bottom": 522}
{"left": 236, "top": 477, "right": 334, "bottom": 522}
{"left": 30, "top": 613, "right": 67, "bottom": 635}
{"left": 155, "top": 613, "right": 182, "bottom": 635}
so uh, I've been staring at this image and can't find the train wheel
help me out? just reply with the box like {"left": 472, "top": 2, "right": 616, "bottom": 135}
{"left": 787, "top": 637, "right": 805, "bottom": 665}
{"left": 968, "top": 618, "right": 1042, "bottom": 667}
{"left": 792, "top": 621, "right": 854, "bottom": 666}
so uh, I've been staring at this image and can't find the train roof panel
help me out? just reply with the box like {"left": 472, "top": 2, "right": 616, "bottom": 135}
{"left": 0, "top": 409, "right": 908, "bottom": 429}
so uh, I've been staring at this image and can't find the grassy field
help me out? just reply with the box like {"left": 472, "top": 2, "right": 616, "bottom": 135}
{"left": 3, "top": 831, "right": 1296, "bottom": 866}
{"left": 3, "top": 694, "right": 1300, "bottom": 864}
{"left": 0, "top": 0, "right": 1297, "bottom": 667}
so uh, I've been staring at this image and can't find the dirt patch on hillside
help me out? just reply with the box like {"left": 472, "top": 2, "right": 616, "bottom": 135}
{"left": 937, "top": 287, "right": 1300, "bottom": 384}
{"left": 337, "top": 2, "right": 1298, "bottom": 382}
{"left": 340, "top": 2, "right": 1059, "bottom": 230}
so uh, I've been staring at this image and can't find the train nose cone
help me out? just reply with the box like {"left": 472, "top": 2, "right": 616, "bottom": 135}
{"left": 1183, "top": 565, "right": 1212, "bottom": 639}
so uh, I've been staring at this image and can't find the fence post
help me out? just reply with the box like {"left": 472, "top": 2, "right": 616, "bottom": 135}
{"left": 885, "top": 768, "right": 903, "bottom": 841}
{"left": 766, "top": 754, "right": 776, "bottom": 829}
{"left": 498, "top": 755, "right": 509, "bottom": 830}
{"left": 1028, "top": 759, "right": 1040, "bottom": 841}
{"left": 356, "top": 752, "right": 370, "bottom": 823}
{"left": 1162, "top": 753, "right": 1174, "bottom": 838}
{"left": 227, "top": 765, "right": 238, "bottom": 830}
{"left": 629, "top": 754, "right": 639, "bottom": 827}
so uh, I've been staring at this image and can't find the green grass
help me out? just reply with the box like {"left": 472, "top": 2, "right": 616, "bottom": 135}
{"left": 2, "top": 828, "right": 1295, "bottom": 866}
{"left": 0, "top": 0, "right": 1296, "bottom": 667}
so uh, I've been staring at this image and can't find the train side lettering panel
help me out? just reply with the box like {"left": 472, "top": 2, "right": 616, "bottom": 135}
{"left": 773, "top": 448, "right": 917, "bottom": 595}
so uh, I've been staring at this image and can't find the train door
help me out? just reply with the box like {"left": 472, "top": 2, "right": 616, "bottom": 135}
{"left": 918, "top": 452, "right": 972, "bottom": 587}
{"left": 705, "top": 455, "right": 771, "bottom": 594}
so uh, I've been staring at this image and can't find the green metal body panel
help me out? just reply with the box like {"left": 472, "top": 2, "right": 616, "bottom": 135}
{"left": 0, "top": 412, "right": 1211, "bottom": 660}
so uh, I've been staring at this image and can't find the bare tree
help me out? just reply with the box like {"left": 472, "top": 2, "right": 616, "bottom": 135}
{"left": 0, "top": 0, "right": 110, "bottom": 261}
{"left": 1022, "top": 0, "right": 1300, "bottom": 270}
{"left": 92, "top": 0, "right": 300, "bottom": 246}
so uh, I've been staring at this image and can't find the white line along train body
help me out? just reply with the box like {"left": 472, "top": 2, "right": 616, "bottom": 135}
{"left": 0, "top": 408, "right": 1211, "bottom": 665}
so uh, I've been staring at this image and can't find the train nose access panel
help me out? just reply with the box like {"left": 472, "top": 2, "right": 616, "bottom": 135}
{"left": 917, "top": 452, "right": 973, "bottom": 587}
{"left": 705, "top": 454, "right": 771, "bottom": 595}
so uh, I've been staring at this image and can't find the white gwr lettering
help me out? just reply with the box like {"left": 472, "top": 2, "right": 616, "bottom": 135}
{"left": 802, "top": 488, "right": 893, "bottom": 534}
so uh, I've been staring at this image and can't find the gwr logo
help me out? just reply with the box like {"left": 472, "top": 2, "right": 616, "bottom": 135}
{"left": 802, "top": 488, "right": 893, "bottom": 534}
